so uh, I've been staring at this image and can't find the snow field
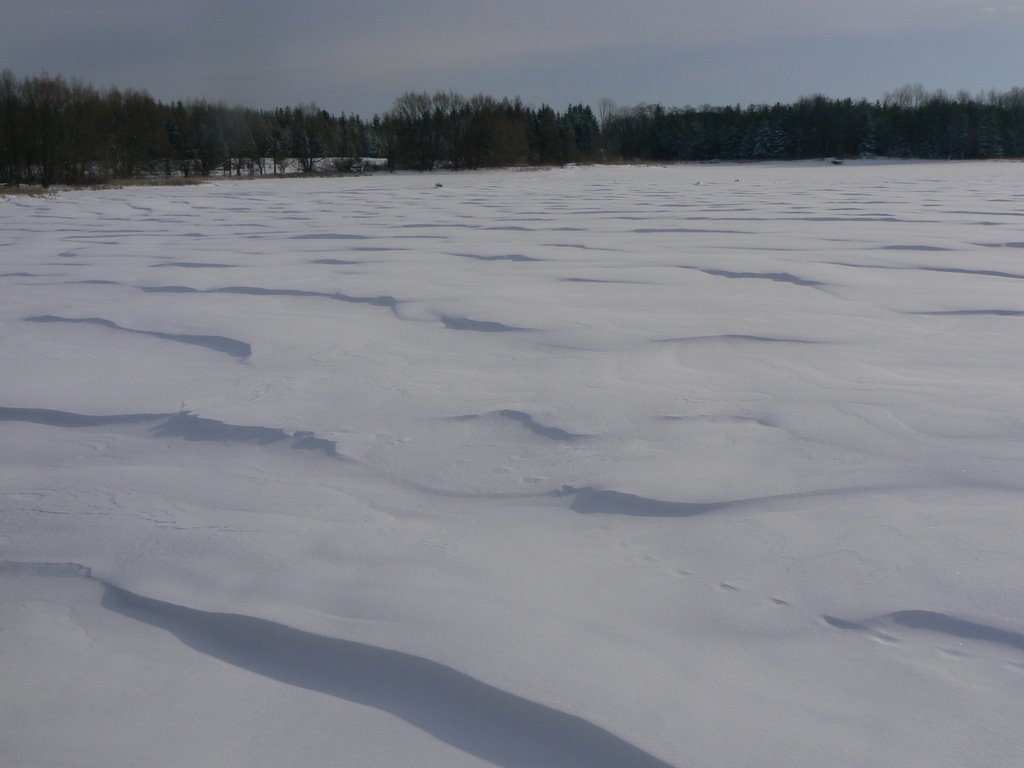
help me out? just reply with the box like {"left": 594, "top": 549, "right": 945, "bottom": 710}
{"left": 2, "top": 161, "right": 1023, "bottom": 767}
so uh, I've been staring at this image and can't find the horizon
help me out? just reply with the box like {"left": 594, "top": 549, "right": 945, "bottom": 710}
{"left": 3, "top": 1, "right": 1023, "bottom": 117}
{"left": 2, "top": 67, "right": 1019, "bottom": 119}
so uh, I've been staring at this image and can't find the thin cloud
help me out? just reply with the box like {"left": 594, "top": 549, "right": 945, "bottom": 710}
{"left": 2, "top": 0, "right": 1020, "bottom": 115}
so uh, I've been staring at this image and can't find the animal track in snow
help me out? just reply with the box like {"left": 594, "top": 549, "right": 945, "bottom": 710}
{"left": 824, "top": 610, "right": 1024, "bottom": 653}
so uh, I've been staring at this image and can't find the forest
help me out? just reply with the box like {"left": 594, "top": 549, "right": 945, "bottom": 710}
{"left": 2, "top": 71, "right": 1024, "bottom": 186}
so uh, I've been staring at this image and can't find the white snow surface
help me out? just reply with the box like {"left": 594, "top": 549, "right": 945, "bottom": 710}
{"left": 2, "top": 161, "right": 1023, "bottom": 767}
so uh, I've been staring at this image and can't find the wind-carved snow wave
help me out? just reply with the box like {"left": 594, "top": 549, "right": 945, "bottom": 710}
{"left": 823, "top": 610, "right": 1024, "bottom": 651}
{"left": 0, "top": 558, "right": 678, "bottom": 768}
{"left": 96, "top": 584, "right": 678, "bottom": 768}
{"left": 911, "top": 309, "right": 1024, "bottom": 317}
{"left": 25, "top": 315, "right": 252, "bottom": 359}
{"left": 562, "top": 485, "right": 903, "bottom": 518}
{"left": 976, "top": 241, "right": 1024, "bottom": 249}
{"left": 679, "top": 266, "right": 823, "bottom": 287}
{"left": 151, "top": 412, "right": 339, "bottom": 456}
{"left": 0, "top": 407, "right": 341, "bottom": 458}
{"left": 452, "top": 252, "right": 541, "bottom": 262}
{"left": 440, "top": 315, "right": 527, "bottom": 332}
{"left": 879, "top": 244, "right": 953, "bottom": 252}
{"left": 656, "top": 334, "right": 818, "bottom": 345}
{"left": 0, "top": 560, "right": 95, "bottom": 579}
{"left": 565, "top": 487, "right": 730, "bottom": 517}
{"left": 451, "top": 410, "right": 584, "bottom": 441}
{"left": 140, "top": 285, "right": 399, "bottom": 314}
{"left": 829, "top": 262, "right": 1024, "bottom": 280}
{"left": 0, "top": 407, "right": 172, "bottom": 429}
{"left": 291, "top": 233, "right": 370, "bottom": 240}
{"left": 916, "top": 266, "right": 1024, "bottom": 280}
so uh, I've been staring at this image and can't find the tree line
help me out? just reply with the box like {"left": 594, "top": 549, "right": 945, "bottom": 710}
{"left": 601, "top": 84, "right": 1024, "bottom": 163}
{"left": 3, "top": 71, "right": 1024, "bottom": 186}
{"left": 0, "top": 71, "right": 376, "bottom": 186}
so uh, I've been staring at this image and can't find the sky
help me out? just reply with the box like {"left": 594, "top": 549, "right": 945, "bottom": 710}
{"left": 3, "top": 0, "right": 1023, "bottom": 117}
